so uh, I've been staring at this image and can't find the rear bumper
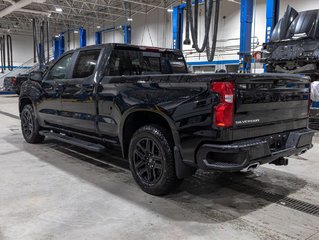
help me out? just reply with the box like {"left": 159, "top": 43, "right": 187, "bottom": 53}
{"left": 3, "top": 84, "right": 17, "bottom": 92}
{"left": 310, "top": 108, "right": 319, "bottom": 130}
{"left": 196, "top": 129, "right": 314, "bottom": 172}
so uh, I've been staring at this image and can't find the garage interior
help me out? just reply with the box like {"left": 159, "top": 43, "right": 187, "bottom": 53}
{"left": 1, "top": 0, "right": 319, "bottom": 239}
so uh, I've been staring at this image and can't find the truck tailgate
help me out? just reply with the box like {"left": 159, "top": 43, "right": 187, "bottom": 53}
{"left": 233, "top": 74, "right": 310, "bottom": 139}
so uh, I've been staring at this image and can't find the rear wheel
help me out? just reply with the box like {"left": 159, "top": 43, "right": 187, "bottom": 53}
{"left": 129, "top": 125, "right": 182, "bottom": 195}
{"left": 21, "top": 104, "right": 45, "bottom": 144}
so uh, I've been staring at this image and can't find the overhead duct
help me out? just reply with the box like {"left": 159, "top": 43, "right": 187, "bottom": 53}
{"left": 17, "top": 8, "right": 50, "bottom": 17}
{"left": 0, "top": 0, "right": 46, "bottom": 18}
{"left": 184, "top": 0, "right": 221, "bottom": 62}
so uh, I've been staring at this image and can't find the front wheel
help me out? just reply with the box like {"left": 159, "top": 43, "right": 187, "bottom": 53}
{"left": 21, "top": 104, "right": 45, "bottom": 144}
{"left": 129, "top": 125, "right": 183, "bottom": 195}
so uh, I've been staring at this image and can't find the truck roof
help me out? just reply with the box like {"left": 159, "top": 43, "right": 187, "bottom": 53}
{"left": 65, "top": 43, "right": 181, "bottom": 54}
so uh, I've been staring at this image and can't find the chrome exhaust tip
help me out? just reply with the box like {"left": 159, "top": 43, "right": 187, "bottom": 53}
{"left": 240, "top": 162, "right": 260, "bottom": 173}
{"left": 296, "top": 149, "right": 308, "bottom": 155}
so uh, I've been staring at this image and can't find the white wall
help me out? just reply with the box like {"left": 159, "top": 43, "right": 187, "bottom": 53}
{"left": 11, "top": 35, "right": 34, "bottom": 66}
{"left": 0, "top": 35, "right": 34, "bottom": 83}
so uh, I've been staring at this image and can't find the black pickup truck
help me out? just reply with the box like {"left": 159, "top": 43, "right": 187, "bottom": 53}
{"left": 19, "top": 43, "right": 314, "bottom": 195}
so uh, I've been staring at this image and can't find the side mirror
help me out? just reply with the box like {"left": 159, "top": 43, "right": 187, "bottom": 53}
{"left": 29, "top": 71, "right": 43, "bottom": 82}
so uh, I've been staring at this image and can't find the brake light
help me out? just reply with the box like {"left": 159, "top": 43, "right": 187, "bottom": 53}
{"left": 211, "top": 82, "right": 235, "bottom": 128}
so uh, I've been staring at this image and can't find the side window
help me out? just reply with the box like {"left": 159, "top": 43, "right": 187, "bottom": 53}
{"left": 46, "top": 54, "right": 73, "bottom": 80}
{"left": 109, "top": 50, "right": 140, "bottom": 76}
{"left": 106, "top": 49, "right": 187, "bottom": 76}
{"left": 72, "top": 50, "right": 101, "bottom": 78}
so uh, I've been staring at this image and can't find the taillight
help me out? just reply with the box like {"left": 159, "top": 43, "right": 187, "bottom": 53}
{"left": 211, "top": 82, "right": 235, "bottom": 128}
{"left": 11, "top": 77, "right": 17, "bottom": 85}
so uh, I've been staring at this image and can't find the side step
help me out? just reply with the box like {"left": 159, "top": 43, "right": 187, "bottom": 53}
{"left": 39, "top": 130, "right": 106, "bottom": 152}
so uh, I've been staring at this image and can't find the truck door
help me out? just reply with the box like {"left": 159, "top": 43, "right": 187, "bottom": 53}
{"left": 37, "top": 53, "right": 73, "bottom": 127}
{"left": 59, "top": 49, "right": 101, "bottom": 133}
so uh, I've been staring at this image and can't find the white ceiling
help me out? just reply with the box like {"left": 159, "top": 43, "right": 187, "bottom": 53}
{"left": 0, "top": 0, "right": 180, "bottom": 35}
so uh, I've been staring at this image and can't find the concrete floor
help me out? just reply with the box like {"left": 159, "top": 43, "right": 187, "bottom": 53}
{"left": 0, "top": 95, "right": 319, "bottom": 240}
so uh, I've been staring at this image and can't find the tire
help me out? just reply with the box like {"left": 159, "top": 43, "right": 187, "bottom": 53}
{"left": 129, "top": 124, "right": 183, "bottom": 195}
{"left": 21, "top": 104, "right": 45, "bottom": 144}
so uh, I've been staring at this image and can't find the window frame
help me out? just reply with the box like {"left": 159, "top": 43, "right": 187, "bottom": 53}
{"left": 71, "top": 49, "right": 102, "bottom": 79}
{"left": 43, "top": 52, "right": 75, "bottom": 81}
{"left": 104, "top": 48, "right": 188, "bottom": 77}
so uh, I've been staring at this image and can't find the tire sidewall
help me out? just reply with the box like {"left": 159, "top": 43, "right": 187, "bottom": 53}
{"left": 21, "top": 105, "right": 43, "bottom": 143}
{"left": 128, "top": 125, "right": 177, "bottom": 195}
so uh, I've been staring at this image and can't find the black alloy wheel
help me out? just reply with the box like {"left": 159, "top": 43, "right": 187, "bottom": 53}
{"left": 21, "top": 108, "right": 34, "bottom": 139}
{"left": 129, "top": 125, "right": 182, "bottom": 195}
{"left": 21, "top": 105, "right": 45, "bottom": 144}
{"left": 133, "top": 137, "right": 164, "bottom": 184}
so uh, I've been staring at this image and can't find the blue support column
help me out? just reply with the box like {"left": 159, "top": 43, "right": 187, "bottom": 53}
{"left": 95, "top": 31, "right": 102, "bottom": 45}
{"left": 79, "top": 27, "right": 87, "bottom": 47}
{"left": 123, "top": 25, "right": 131, "bottom": 44}
{"left": 53, "top": 37, "right": 59, "bottom": 59}
{"left": 264, "top": 0, "right": 280, "bottom": 72}
{"left": 239, "top": 0, "right": 254, "bottom": 73}
{"left": 265, "top": 0, "right": 280, "bottom": 43}
{"left": 172, "top": 6, "right": 184, "bottom": 50}
{"left": 58, "top": 34, "right": 65, "bottom": 57}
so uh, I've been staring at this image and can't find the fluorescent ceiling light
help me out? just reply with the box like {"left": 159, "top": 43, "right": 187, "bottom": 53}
{"left": 127, "top": 17, "right": 133, "bottom": 22}
{"left": 55, "top": 7, "right": 63, "bottom": 12}
{"left": 227, "top": 0, "right": 240, "bottom": 4}
{"left": 97, "top": 25, "right": 101, "bottom": 29}
{"left": 74, "top": 30, "right": 79, "bottom": 33}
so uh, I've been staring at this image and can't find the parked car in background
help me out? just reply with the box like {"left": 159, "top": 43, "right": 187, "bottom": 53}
{"left": 2, "top": 74, "right": 29, "bottom": 95}
{"left": 1, "top": 61, "right": 53, "bottom": 95}
{"left": 2, "top": 76, "right": 18, "bottom": 93}
{"left": 15, "top": 74, "right": 29, "bottom": 95}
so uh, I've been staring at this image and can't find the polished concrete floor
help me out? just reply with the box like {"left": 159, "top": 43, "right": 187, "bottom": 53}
{"left": 0, "top": 95, "right": 319, "bottom": 240}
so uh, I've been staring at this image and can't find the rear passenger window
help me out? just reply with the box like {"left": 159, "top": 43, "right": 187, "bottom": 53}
{"left": 72, "top": 50, "right": 100, "bottom": 78}
{"left": 107, "top": 49, "right": 187, "bottom": 76}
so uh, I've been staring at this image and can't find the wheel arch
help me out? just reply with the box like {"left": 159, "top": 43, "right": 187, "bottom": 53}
{"left": 19, "top": 97, "right": 33, "bottom": 114}
{"left": 120, "top": 108, "right": 180, "bottom": 159}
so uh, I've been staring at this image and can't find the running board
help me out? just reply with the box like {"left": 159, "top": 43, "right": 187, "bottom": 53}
{"left": 39, "top": 131, "right": 106, "bottom": 152}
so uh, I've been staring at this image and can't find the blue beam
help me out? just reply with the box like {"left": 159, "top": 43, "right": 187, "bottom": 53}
{"left": 265, "top": 0, "right": 280, "bottom": 43}
{"left": 172, "top": 6, "right": 184, "bottom": 49}
{"left": 264, "top": 0, "right": 280, "bottom": 72}
{"left": 239, "top": 0, "right": 254, "bottom": 73}
{"left": 79, "top": 27, "right": 87, "bottom": 47}
{"left": 123, "top": 25, "right": 131, "bottom": 44}
{"left": 95, "top": 31, "right": 102, "bottom": 45}
{"left": 187, "top": 60, "right": 240, "bottom": 65}
{"left": 53, "top": 37, "right": 59, "bottom": 59}
{"left": 58, "top": 34, "right": 65, "bottom": 57}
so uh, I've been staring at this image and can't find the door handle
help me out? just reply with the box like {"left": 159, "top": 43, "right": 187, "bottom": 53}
{"left": 56, "top": 83, "right": 65, "bottom": 93}
{"left": 82, "top": 84, "right": 94, "bottom": 92}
